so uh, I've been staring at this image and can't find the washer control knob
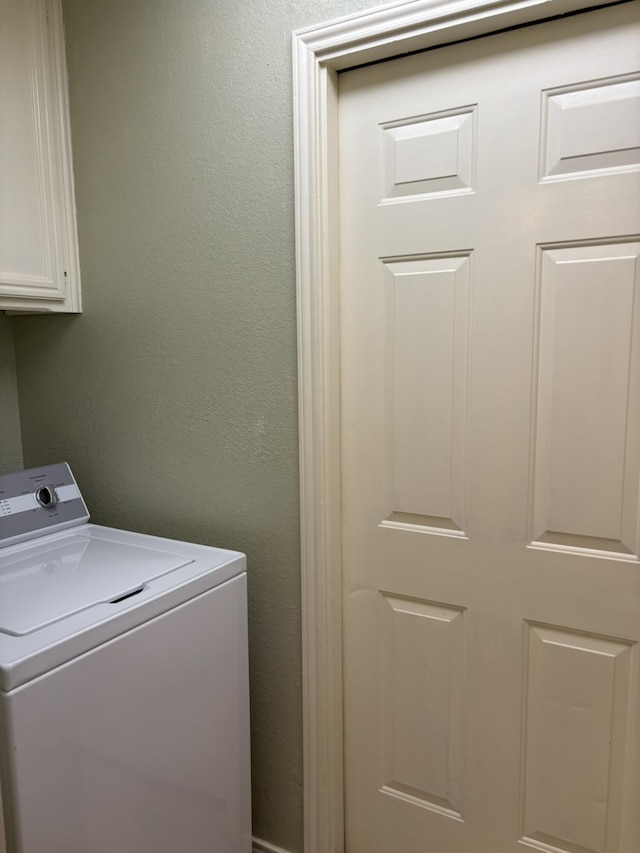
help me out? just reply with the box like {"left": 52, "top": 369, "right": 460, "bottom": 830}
{"left": 35, "top": 485, "right": 59, "bottom": 509}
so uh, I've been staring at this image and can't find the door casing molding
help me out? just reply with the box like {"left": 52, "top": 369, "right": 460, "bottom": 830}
{"left": 292, "top": 1, "right": 619, "bottom": 850}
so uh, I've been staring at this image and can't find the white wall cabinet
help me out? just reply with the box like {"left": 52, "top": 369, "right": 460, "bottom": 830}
{"left": 0, "top": 0, "right": 81, "bottom": 313}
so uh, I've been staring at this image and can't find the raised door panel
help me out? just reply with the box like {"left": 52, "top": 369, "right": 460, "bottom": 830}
{"left": 381, "top": 107, "right": 477, "bottom": 200}
{"left": 379, "top": 594, "right": 465, "bottom": 817}
{"left": 530, "top": 242, "right": 640, "bottom": 558}
{"left": 380, "top": 254, "right": 471, "bottom": 535}
{"left": 541, "top": 76, "right": 640, "bottom": 181}
{"left": 520, "top": 625, "right": 636, "bottom": 853}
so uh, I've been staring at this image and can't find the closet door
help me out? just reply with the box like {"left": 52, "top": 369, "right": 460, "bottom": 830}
{"left": 339, "top": 4, "right": 640, "bottom": 851}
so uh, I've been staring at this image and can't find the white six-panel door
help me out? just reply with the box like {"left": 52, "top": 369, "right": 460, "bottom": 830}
{"left": 339, "top": 4, "right": 640, "bottom": 851}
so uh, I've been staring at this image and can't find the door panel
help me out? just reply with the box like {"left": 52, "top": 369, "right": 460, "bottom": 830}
{"left": 339, "top": 4, "right": 640, "bottom": 851}
{"left": 521, "top": 624, "right": 635, "bottom": 853}
{"left": 381, "top": 253, "right": 471, "bottom": 533}
{"left": 532, "top": 242, "right": 640, "bottom": 554}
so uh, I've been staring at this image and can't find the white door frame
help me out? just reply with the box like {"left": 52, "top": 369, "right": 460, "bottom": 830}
{"left": 292, "top": 1, "right": 619, "bottom": 850}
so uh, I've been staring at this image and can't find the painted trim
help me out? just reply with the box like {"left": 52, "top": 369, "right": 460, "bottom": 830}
{"left": 253, "top": 838, "right": 293, "bottom": 853}
{"left": 292, "top": 1, "right": 621, "bottom": 852}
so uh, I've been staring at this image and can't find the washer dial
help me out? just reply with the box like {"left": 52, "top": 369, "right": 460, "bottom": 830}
{"left": 35, "top": 485, "right": 59, "bottom": 509}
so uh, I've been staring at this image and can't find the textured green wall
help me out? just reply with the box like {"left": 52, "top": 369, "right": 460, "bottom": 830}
{"left": 11, "top": 1, "right": 377, "bottom": 849}
{"left": 0, "top": 316, "right": 23, "bottom": 473}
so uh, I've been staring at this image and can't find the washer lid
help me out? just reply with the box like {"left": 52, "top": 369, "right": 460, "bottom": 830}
{"left": 0, "top": 532, "right": 194, "bottom": 636}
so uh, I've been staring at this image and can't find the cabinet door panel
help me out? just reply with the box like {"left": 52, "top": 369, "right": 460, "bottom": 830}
{"left": 0, "top": 0, "right": 81, "bottom": 313}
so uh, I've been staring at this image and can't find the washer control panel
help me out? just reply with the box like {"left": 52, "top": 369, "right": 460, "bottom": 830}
{"left": 0, "top": 463, "right": 89, "bottom": 548}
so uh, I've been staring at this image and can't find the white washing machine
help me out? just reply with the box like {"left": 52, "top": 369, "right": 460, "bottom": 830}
{"left": 0, "top": 463, "right": 251, "bottom": 853}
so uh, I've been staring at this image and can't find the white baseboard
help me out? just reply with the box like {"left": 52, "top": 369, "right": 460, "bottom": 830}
{"left": 253, "top": 838, "right": 293, "bottom": 853}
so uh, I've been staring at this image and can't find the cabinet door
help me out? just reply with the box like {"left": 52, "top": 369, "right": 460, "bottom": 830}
{"left": 0, "top": 0, "right": 81, "bottom": 313}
